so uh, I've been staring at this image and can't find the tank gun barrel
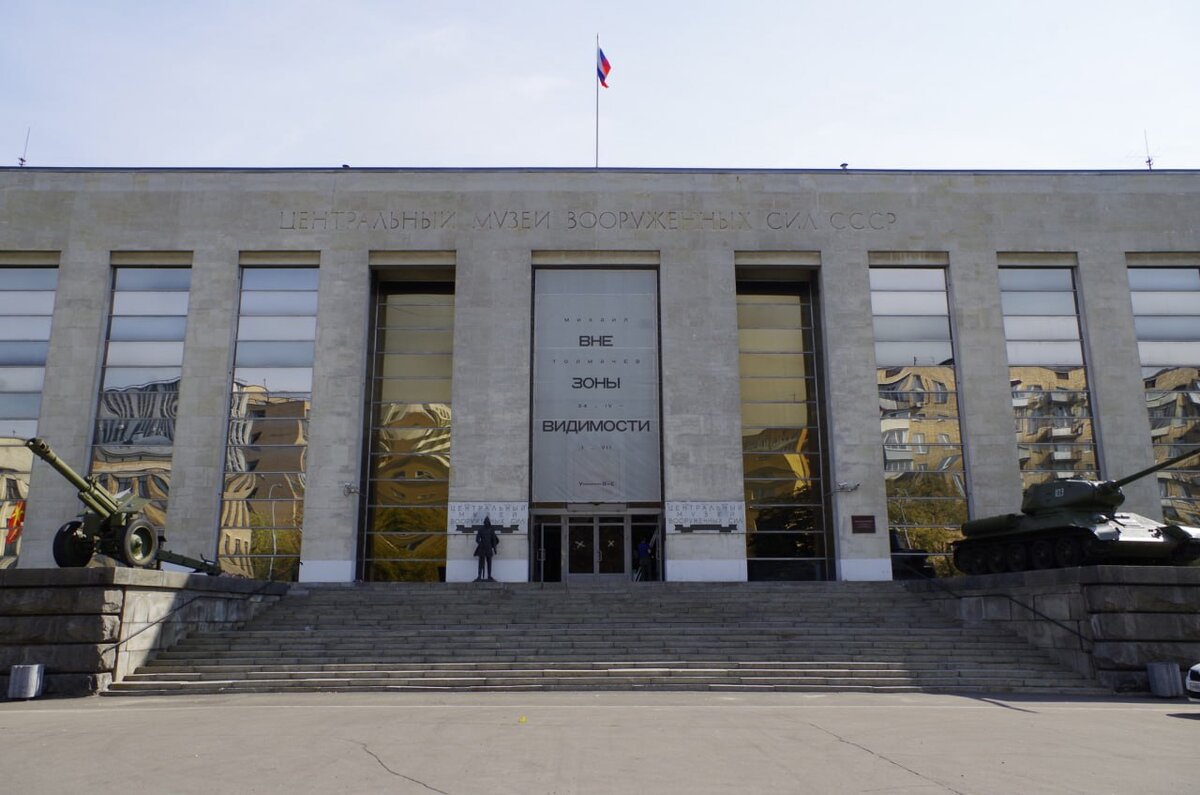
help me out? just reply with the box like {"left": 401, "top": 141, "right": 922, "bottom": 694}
{"left": 1111, "top": 446, "right": 1200, "bottom": 490}
{"left": 25, "top": 437, "right": 121, "bottom": 518}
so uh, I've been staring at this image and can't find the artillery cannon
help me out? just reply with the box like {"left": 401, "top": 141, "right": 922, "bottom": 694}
{"left": 952, "top": 446, "right": 1200, "bottom": 575}
{"left": 26, "top": 437, "right": 222, "bottom": 575}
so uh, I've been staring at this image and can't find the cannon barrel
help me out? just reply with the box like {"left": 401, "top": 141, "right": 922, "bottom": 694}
{"left": 25, "top": 437, "right": 120, "bottom": 518}
{"left": 1112, "top": 446, "right": 1200, "bottom": 489}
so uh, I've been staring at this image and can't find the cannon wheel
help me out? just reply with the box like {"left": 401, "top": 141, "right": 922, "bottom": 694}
{"left": 52, "top": 521, "right": 92, "bottom": 567}
{"left": 118, "top": 518, "right": 160, "bottom": 568}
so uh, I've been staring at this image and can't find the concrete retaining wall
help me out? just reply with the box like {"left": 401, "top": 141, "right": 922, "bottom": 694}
{"left": 0, "top": 568, "right": 288, "bottom": 697}
{"left": 907, "top": 565, "right": 1200, "bottom": 692}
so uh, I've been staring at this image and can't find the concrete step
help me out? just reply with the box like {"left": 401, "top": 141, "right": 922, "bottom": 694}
{"left": 108, "top": 581, "right": 1106, "bottom": 697}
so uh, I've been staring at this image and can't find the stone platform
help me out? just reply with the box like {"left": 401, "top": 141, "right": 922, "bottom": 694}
{"left": 906, "top": 565, "right": 1200, "bottom": 692}
{"left": 0, "top": 568, "right": 287, "bottom": 697}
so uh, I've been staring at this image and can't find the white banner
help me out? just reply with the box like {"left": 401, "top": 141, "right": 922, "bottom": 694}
{"left": 532, "top": 269, "right": 661, "bottom": 502}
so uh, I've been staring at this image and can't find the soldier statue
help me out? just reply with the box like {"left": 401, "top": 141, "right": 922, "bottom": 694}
{"left": 474, "top": 516, "right": 499, "bottom": 582}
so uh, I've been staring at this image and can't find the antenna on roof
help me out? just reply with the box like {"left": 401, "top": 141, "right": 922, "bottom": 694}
{"left": 18, "top": 127, "right": 30, "bottom": 167}
{"left": 1143, "top": 130, "right": 1154, "bottom": 170}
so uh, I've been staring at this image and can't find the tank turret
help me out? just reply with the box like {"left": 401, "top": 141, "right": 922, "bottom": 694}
{"left": 952, "top": 446, "right": 1200, "bottom": 575}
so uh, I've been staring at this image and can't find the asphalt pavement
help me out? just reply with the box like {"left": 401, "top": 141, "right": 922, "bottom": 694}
{"left": 2, "top": 691, "right": 1197, "bottom": 794}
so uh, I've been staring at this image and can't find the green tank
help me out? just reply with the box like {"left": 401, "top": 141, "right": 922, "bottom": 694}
{"left": 952, "top": 446, "right": 1200, "bottom": 575}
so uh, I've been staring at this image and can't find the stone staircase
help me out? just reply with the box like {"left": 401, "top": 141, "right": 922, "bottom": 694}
{"left": 105, "top": 581, "right": 1109, "bottom": 696}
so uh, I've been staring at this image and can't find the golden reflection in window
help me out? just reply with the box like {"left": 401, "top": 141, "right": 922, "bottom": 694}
{"left": 736, "top": 281, "right": 831, "bottom": 581}
{"left": 364, "top": 284, "right": 454, "bottom": 582}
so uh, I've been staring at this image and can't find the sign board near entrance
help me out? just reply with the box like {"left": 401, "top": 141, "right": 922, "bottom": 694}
{"left": 532, "top": 270, "right": 661, "bottom": 502}
{"left": 851, "top": 515, "right": 877, "bottom": 534}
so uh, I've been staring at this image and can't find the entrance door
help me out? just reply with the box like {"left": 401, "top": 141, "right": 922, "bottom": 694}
{"left": 567, "top": 515, "right": 626, "bottom": 580}
{"left": 532, "top": 511, "right": 662, "bottom": 582}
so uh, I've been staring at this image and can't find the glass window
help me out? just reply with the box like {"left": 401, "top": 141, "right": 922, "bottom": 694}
{"left": 105, "top": 341, "right": 185, "bottom": 367}
{"left": 0, "top": 317, "right": 53, "bottom": 341}
{"left": 997, "top": 269, "right": 1074, "bottom": 290}
{"left": 0, "top": 367, "right": 45, "bottom": 391}
{"left": 1137, "top": 342, "right": 1200, "bottom": 366}
{"left": 1002, "top": 316, "right": 1081, "bottom": 341}
{"left": 219, "top": 265, "right": 319, "bottom": 581}
{"left": 1, "top": 268, "right": 58, "bottom": 290}
{"left": 0, "top": 292, "right": 55, "bottom": 315}
{"left": 1134, "top": 317, "right": 1200, "bottom": 341}
{"left": 234, "top": 341, "right": 316, "bottom": 368}
{"left": 869, "top": 292, "right": 948, "bottom": 316}
{"left": 115, "top": 269, "right": 192, "bottom": 290}
{"left": 871, "top": 266, "right": 965, "bottom": 574}
{"left": 1, "top": 263, "right": 57, "bottom": 567}
{"left": 0, "top": 393, "right": 41, "bottom": 419}
{"left": 364, "top": 283, "right": 454, "bottom": 582}
{"left": 109, "top": 316, "right": 189, "bottom": 341}
{"left": 112, "top": 291, "right": 190, "bottom": 316}
{"left": 737, "top": 281, "right": 831, "bottom": 581}
{"left": 236, "top": 316, "right": 319, "bottom": 341}
{"left": 1004, "top": 267, "right": 1096, "bottom": 490}
{"left": 241, "top": 268, "right": 320, "bottom": 290}
{"left": 1130, "top": 292, "right": 1200, "bottom": 315}
{"left": 0, "top": 342, "right": 49, "bottom": 366}
{"left": 102, "top": 367, "right": 182, "bottom": 390}
{"left": 1127, "top": 268, "right": 1200, "bottom": 291}
{"left": 239, "top": 291, "right": 319, "bottom": 316}
{"left": 231, "top": 367, "right": 314, "bottom": 393}
{"left": 1000, "top": 292, "right": 1077, "bottom": 316}
{"left": 1005, "top": 341, "right": 1084, "bottom": 366}
{"left": 736, "top": 329, "right": 807, "bottom": 353}
{"left": 868, "top": 269, "right": 945, "bottom": 290}
{"left": 874, "top": 341, "right": 954, "bottom": 367}
{"left": 89, "top": 265, "right": 190, "bottom": 538}
{"left": 872, "top": 316, "right": 952, "bottom": 341}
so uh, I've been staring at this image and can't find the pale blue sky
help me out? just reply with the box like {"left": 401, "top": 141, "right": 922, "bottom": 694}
{"left": 3, "top": 0, "right": 1197, "bottom": 169}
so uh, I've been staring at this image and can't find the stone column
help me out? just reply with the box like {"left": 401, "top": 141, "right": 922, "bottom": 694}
{"left": 1077, "top": 250, "right": 1158, "bottom": 516}
{"left": 949, "top": 245, "right": 1023, "bottom": 518}
{"left": 446, "top": 243, "right": 532, "bottom": 582}
{"left": 819, "top": 245, "right": 890, "bottom": 580}
{"left": 659, "top": 244, "right": 746, "bottom": 581}
{"left": 297, "top": 247, "right": 370, "bottom": 582}
{"left": 164, "top": 243, "right": 239, "bottom": 562}
{"left": 22, "top": 242, "right": 110, "bottom": 568}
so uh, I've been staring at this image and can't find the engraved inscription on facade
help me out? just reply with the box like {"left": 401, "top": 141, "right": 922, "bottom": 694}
{"left": 665, "top": 501, "right": 746, "bottom": 532}
{"left": 278, "top": 208, "right": 899, "bottom": 233}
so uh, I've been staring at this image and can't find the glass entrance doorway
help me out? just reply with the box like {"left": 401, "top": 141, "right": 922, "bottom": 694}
{"left": 532, "top": 511, "right": 661, "bottom": 582}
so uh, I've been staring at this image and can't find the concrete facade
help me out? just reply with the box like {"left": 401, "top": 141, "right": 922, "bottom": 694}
{"left": 2, "top": 168, "right": 1198, "bottom": 583}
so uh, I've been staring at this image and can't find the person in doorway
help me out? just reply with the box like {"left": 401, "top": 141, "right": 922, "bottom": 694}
{"left": 636, "top": 538, "right": 653, "bottom": 582}
{"left": 474, "top": 517, "right": 499, "bottom": 582}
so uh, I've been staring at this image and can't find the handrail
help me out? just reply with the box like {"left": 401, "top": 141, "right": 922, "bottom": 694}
{"left": 104, "top": 576, "right": 287, "bottom": 655}
{"left": 902, "top": 563, "right": 1093, "bottom": 652}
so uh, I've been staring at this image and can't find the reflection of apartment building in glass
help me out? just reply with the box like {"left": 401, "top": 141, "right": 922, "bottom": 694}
{"left": 3, "top": 168, "right": 1200, "bottom": 583}
{"left": 1000, "top": 258, "right": 1098, "bottom": 488}
{"left": 1129, "top": 262, "right": 1200, "bottom": 527}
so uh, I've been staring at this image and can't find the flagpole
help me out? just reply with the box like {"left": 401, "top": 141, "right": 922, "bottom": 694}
{"left": 595, "top": 34, "right": 600, "bottom": 169}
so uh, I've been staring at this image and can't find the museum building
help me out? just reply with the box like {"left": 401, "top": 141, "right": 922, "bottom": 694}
{"left": 0, "top": 168, "right": 1197, "bottom": 584}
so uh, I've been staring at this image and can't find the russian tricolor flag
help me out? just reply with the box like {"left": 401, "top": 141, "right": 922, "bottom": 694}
{"left": 597, "top": 47, "right": 612, "bottom": 88}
